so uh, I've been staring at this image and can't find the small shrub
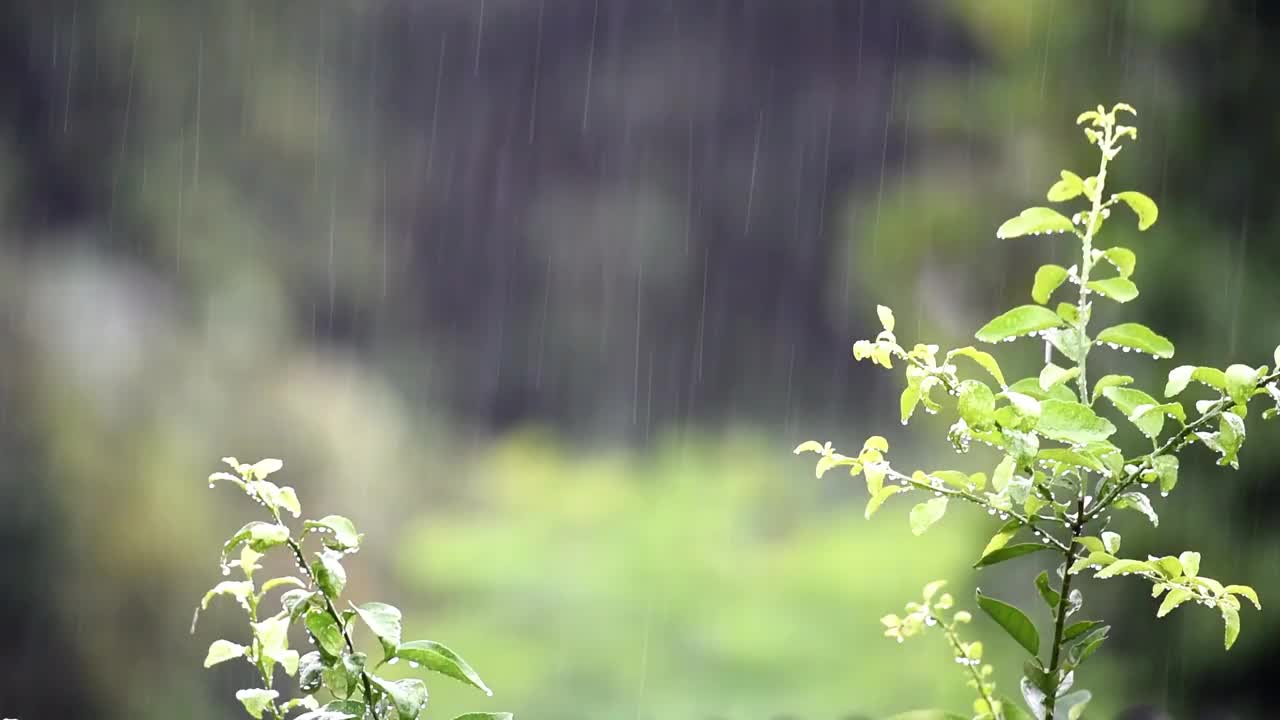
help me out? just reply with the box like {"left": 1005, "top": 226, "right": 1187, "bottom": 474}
{"left": 194, "top": 456, "right": 512, "bottom": 720}
{"left": 795, "top": 104, "right": 1278, "bottom": 719}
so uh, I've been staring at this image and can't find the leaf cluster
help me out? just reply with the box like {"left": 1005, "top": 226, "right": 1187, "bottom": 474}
{"left": 196, "top": 457, "right": 511, "bottom": 720}
{"left": 795, "top": 104, "right": 1278, "bottom": 720}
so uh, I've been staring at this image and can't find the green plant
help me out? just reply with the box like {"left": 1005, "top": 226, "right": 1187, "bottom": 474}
{"left": 193, "top": 456, "right": 512, "bottom": 720}
{"left": 795, "top": 104, "right": 1278, "bottom": 720}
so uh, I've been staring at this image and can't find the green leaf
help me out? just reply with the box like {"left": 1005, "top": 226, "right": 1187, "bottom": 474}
{"left": 792, "top": 440, "right": 824, "bottom": 454}
{"left": 1036, "top": 448, "right": 1105, "bottom": 474}
{"left": 900, "top": 385, "right": 921, "bottom": 424}
{"left": 262, "top": 576, "right": 307, "bottom": 595}
{"left": 311, "top": 551, "right": 347, "bottom": 598}
{"left": 980, "top": 518, "right": 1022, "bottom": 557}
{"left": 224, "top": 521, "right": 291, "bottom": 556}
{"left": 299, "top": 651, "right": 325, "bottom": 692}
{"left": 958, "top": 380, "right": 997, "bottom": 429}
{"left": 976, "top": 305, "right": 1064, "bottom": 344}
{"left": 1102, "top": 386, "right": 1164, "bottom": 438}
{"left": 235, "top": 689, "right": 280, "bottom": 719}
{"left": 996, "top": 207, "right": 1077, "bottom": 239}
{"left": 1151, "top": 455, "right": 1179, "bottom": 494}
{"left": 1032, "top": 264, "right": 1069, "bottom": 305}
{"left": 1112, "top": 191, "right": 1158, "bottom": 230}
{"left": 368, "top": 676, "right": 429, "bottom": 720}
{"left": 451, "top": 715, "right": 514, "bottom": 720}
{"left": 1035, "top": 570, "right": 1060, "bottom": 609}
{"left": 992, "top": 456, "right": 1016, "bottom": 493}
{"left": 353, "top": 602, "right": 403, "bottom": 659}
{"left": 1008, "top": 377, "right": 1075, "bottom": 403}
{"left": 947, "top": 346, "right": 1006, "bottom": 387}
{"left": 295, "top": 702, "right": 365, "bottom": 720}
{"left": 251, "top": 458, "right": 284, "bottom": 479}
{"left": 1096, "top": 323, "right": 1175, "bottom": 359}
{"left": 323, "top": 652, "right": 367, "bottom": 700}
{"left": 1063, "top": 620, "right": 1103, "bottom": 642}
{"left": 201, "top": 580, "right": 254, "bottom": 611}
{"left": 1222, "top": 606, "right": 1241, "bottom": 650}
{"left": 877, "top": 304, "right": 896, "bottom": 333}
{"left": 1166, "top": 365, "right": 1227, "bottom": 396}
{"left": 975, "top": 543, "right": 1053, "bottom": 569}
{"left": 864, "top": 485, "right": 904, "bottom": 519}
{"left": 1226, "top": 585, "right": 1262, "bottom": 610}
{"left": 395, "top": 640, "right": 493, "bottom": 696}
{"left": 1086, "top": 277, "right": 1139, "bottom": 303}
{"left": 1114, "top": 492, "right": 1159, "bottom": 526}
{"left": 1177, "top": 551, "right": 1201, "bottom": 578}
{"left": 1038, "top": 363, "right": 1079, "bottom": 392}
{"left": 276, "top": 486, "right": 302, "bottom": 517}
{"left": 1225, "top": 364, "right": 1261, "bottom": 405}
{"left": 1095, "top": 558, "right": 1156, "bottom": 579}
{"left": 205, "top": 639, "right": 247, "bottom": 667}
{"left": 1047, "top": 170, "right": 1084, "bottom": 202}
{"left": 305, "top": 515, "right": 363, "bottom": 550}
{"left": 1157, "top": 588, "right": 1193, "bottom": 618}
{"left": 1037, "top": 399, "right": 1117, "bottom": 443}
{"left": 976, "top": 590, "right": 1040, "bottom": 655}
{"left": 306, "top": 609, "right": 347, "bottom": 657}
{"left": 1057, "top": 690, "right": 1092, "bottom": 720}
{"left": 909, "top": 497, "right": 948, "bottom": 536}
{"left": 1217, "top": 411, "right": 1247, "bottom": 467}
{"left": 1100, "top": 247, "right": 1136, "bottom": 277}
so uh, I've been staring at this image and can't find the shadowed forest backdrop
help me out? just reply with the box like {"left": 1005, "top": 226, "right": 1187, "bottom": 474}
{"left": 1, "top": 1, "right": 1278, "bottom": 718}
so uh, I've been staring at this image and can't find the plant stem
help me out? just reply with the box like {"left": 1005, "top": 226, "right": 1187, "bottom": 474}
{"left": 884, "top": 467, "right": 1072, "bottom": 551}
{"left": 1086, "top": 369, "right": 1280, "bottom": 520}
{"left": 934, "top": 614, "right": 1000, "bottom": 716}
{"left": 1043, "top": 495, "right": 1086, "bottom": 720}
{"left": 246, "top": 582, "right": 287, "bottom": 720}
{"left": 1073, "top": 125, "right": 1113, "bottom": 406}
{"left": 284, "top": 535, "right": 379, "bottom": 710}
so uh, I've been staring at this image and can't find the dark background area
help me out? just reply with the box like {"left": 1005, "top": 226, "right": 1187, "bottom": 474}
{"left": 1, "top": 1, "right": 1277, "bottom": 718}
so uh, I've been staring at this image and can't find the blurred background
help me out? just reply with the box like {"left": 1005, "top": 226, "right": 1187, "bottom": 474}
{"left": 1, "top": 1, "right": 1278, "bottom": 718}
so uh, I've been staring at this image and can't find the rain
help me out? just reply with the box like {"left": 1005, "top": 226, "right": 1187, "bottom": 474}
{"left": 1, "top": 1, "right": 1278, "bottom": 719}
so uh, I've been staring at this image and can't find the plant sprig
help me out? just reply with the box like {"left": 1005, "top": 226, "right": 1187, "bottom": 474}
{"left": 795, "top": 104, "right": 1278, "bottom": 720}
{"left": 195, "top": 457, "right": 513, "bottom": 720}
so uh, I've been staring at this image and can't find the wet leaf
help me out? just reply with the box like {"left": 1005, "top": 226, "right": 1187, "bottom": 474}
{"left": 975, "top": 543, "right": 1052, "bottom": 569}
{"left": 1157, "top": 588, "right": 1193, "bottom": 618}
{"left": 235, "top": 689, "right": 280, "bottom": 719}
{"left": 353, "top": 602, "right": 402, "bottom": 659}
{"left": 1095, "top": 323, "right": 1175, "bottom": 359}
{"left": 1112, "top": 191, "right": 1158, "bottom": 230}
{"left": 395, "top": 640, "right": 493, "bottom": 696}
{"left": 864, "top": 485, "right": 904, "bottom": 519}
{"left": 1100, "top": 247, "right": 1136, "bottom": 277}
{"left": 947, "top": 346, "right": 1006, "bottom": 386}
{"left": 1114, "top": 492, "right": 1159, "bottom": 526}
{"left": 205, "top": 639, "right": 247, "bottom": 667}
{"left": 976, "top": 590, "right": 1040, "bottom": 655}
{"left": 368, "top": 676, "right": 429, "bottom": 720}
{"left": 909, "top": 497, "right": 948, "bottom": 536}
{"left": 1047, "top": 170, "right": 1084, "bottom": 202}
{"left": 996, "top": 207, "right": 1076, "bottom": 239}
{"left": 1036, "top": 399, "right": 1116, "bottom": 444}
{"left": 976, "top": 305, "right": 1064, "bottom": 344}
{"left": 1032, "top": 264, "right": 1069, "bottom": 304}
{"left": 1086, "top": 277, "right": 1138, "bottom": 303}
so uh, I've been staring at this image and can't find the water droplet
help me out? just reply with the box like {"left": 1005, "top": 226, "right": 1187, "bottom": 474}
{"left": 1160, "top": 491, "right": 1169, "bottom": 497}
{"left": 389, "top": 657, "right": 399, "bottom": 665}
{"left": 208, "top": 483, "right": 216, "bottom": 489}
{"left": 408, "top": 661, "right": 420, "bottom": 669}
